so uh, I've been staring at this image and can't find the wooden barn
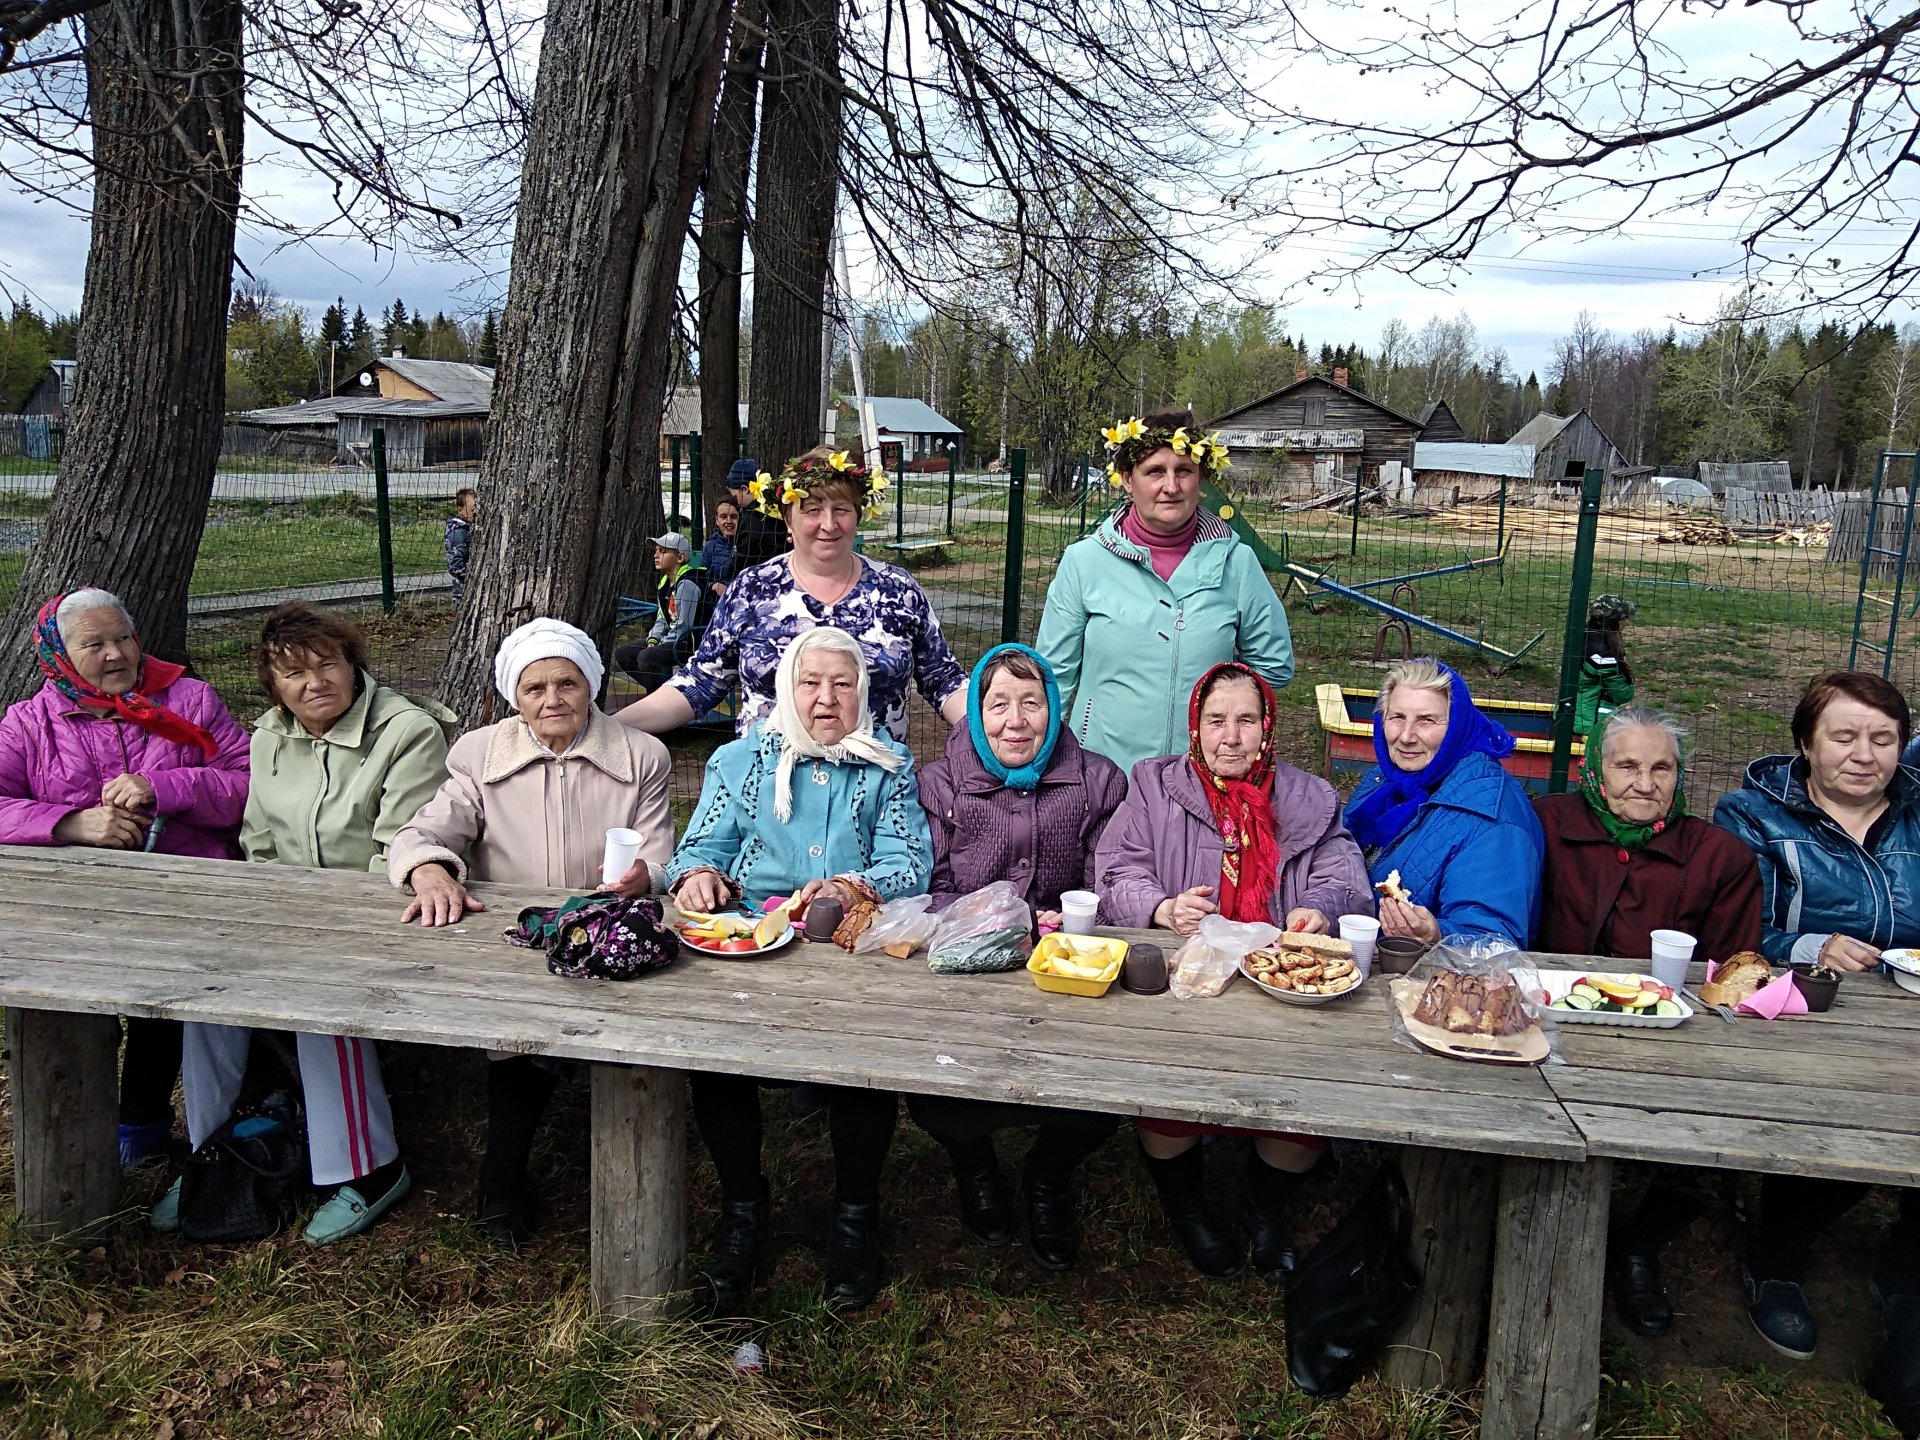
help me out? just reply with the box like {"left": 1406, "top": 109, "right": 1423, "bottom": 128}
{"left": 1506, "top": 410, "right": 1625, "bottom": 485}
{"left": 227, "top": 397, "right": 488, "bottom": 467}
{"left": 1208, "top": 375, "right": 1425, "bottom": 492}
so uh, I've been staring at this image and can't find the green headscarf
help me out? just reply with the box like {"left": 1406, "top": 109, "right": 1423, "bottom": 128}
{"left": 1579, "top": 752, "right": 1686, "bottom": 850}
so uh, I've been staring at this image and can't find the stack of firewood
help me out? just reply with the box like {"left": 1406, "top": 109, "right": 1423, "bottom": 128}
{"left": 1656, "top": 517, "right": 1737, "bottom": 545}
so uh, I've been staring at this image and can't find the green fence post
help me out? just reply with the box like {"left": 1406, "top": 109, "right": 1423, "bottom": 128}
{"left": 895, "top": 447, "right": 907, "bottom": 544}
{"left": 945, "top": 444, "right": 957, "bottom": 537}
{"left": 1496, "top": 471, "right": 1509, "bottom": 554}
{"left": 1547, "top": 466, "right": 1606, "bottom": 793}
{"left": 1001, "top": 448, "right": 1028, "bottom": 642}
{"left": 688, "top": 433, "right": 705, "bottom": 550}
{"left": 370, "top": 427, "right": 396, "bottom": 615}
{"left": 1350, "top": 464, "right": 1364, "bottom": 556}
{"left": 669, "top": 435, "right": 681, "bottom": 529}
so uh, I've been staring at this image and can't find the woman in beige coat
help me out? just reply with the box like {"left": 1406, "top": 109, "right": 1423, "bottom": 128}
{"left": 389, "top": 617, "right": 673, "bottom": 1244}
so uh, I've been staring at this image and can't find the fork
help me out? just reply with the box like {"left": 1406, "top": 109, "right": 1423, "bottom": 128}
{"left": 1680, "top": 985, "right": 1738, "bottom": 1024}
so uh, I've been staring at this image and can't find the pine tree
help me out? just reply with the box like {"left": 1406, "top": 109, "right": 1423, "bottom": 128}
{"left": 476, "top": 310, "right": 499, "bottom": 367}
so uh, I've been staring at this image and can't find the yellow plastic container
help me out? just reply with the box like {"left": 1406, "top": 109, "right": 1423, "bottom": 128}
{"left": 1027, "top": 934, "right": 1129, "bottom": 997}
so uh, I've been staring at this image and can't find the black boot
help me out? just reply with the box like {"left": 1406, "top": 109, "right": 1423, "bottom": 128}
{"left": 704, "top": 1184, "right": 771, "bottom": 1316}
{"left": 1244, "top": 1154, "right": 1301, "bottom": 1283}
{"left": 824, "top": 1200, "right": 884, "bottom": 1309}
{"left": 951, "top": 1148, "right": 1016, "bottom": 1247}
{"left": 1024, "top": 1154, "right": 1080, "bottom": 1272}
{"left": 1612, "top": 1248, "right": 1673, "bottom": 1337}
{"left": 1142, "top": 1146, "right": 1245, "bottom": 1279}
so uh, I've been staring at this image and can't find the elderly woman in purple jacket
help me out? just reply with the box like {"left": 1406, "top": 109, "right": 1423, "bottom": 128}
{"left": 0, "top": 588, "right": 251, "bottom": 1165}
{"left": 1096, "top": 662, "right": 1373, "bottom": 1282}
{"left": 908, "top": 644, "right": 1127, "bottom": 1270}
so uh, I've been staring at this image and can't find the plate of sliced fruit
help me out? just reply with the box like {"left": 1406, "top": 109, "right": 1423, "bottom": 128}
{"left": 674, "top": 907, "right": 798, "bottom": 957}
{"left": 1538, "top": 969, "right": 1692, "bottom": 1027}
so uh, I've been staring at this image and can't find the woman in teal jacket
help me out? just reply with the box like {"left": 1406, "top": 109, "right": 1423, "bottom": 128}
{"left": 665, "top": 627, "right": 933, "bottom": 1319}
{"left": 1037, "top": 409, "right": 1292, "bottom": 775}
{"left": 1344, "top": 658, "right": 1542, "bottom": 947}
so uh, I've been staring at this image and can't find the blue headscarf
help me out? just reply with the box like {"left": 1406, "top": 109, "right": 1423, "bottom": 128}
{"left": 967, "top": 643, "right": 1062, "bottom": 791}
{"left": 1345, "top": 662, "right": 1516, "bottom": 851}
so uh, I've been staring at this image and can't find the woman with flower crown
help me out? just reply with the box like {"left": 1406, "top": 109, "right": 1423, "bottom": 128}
{"left": 615, "top": 445, "right": 968, "bottom": 741}
{"left": 1036, "top": 408, "right": 1293, "bottom": 775}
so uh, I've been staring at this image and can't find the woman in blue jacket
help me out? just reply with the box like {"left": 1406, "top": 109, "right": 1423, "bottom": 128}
{"left": 1037, "top": 409, "right": 1293, "bottom": 775}
{"left": 665, "top": 626, "right": 933, "bottom": 1318}
{"left": 1343, "top": 658, "right": 1542, "bottom": 946}
{"left": 1712, "top": 670, "right": 1920, "bottom": 1365}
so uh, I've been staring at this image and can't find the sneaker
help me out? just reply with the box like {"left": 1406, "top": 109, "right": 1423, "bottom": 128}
{"left": 1744, "top": 1264, "right": 1817, "bottom": 1360}
{"left": 119, "top": 1118, "right": 173, "bottom": 1167}
{"left": 150, "top": 1177, "right": 183, "bottom": 1233}
{"left": 303, "top": 1166, "right": 411, "bottom": 1246}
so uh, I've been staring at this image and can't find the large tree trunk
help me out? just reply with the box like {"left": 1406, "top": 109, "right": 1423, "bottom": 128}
{"left": 744, "top": 0, "right": 840, "bottom": 470}
{"left": 696, "top": 3, "right": 764, "bottom": 510}
{"left": 0, "top": 0, "right": 243, "bottom": 701}
{"left": 440, "top": 0, "right": 729, "bottom": 723}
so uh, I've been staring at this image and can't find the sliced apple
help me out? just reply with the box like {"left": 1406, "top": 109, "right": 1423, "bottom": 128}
{"left": 1590, "top": 977, "right": 1644, "bottom": 1004}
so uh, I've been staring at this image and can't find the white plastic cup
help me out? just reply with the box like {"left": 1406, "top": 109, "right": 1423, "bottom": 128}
{"left": 1648, "top": 928, "right": 1697, "bottom": 988}
{"left": 1060, "top": 889, "right": 1100, "bottom": 935}
{"left": 601, "top": 827, "right": 644, "bottom": 886}
{"left": 1337, "top": 914, "right": 1381, "bottom": 978}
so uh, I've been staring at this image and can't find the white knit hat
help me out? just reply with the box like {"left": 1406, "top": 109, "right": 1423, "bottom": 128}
{"left": 493, "top": 617, "right": 605, "bottom": 704}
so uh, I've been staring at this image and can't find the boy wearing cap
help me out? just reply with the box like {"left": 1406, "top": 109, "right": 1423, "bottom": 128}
{"left": 615, "top": 532, "right": 708, "bottom": 692}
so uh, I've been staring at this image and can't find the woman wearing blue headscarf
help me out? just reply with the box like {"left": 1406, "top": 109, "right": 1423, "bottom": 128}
{"left": 1344, "top": 658, "right": 1544, "bottom": 946}
{"left": 910, "top": 643, "right": 1127, "bottom": 1269}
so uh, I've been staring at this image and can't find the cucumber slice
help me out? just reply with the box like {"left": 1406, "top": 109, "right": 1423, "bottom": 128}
{"left": 1652, "top": 999, "right": 1685, "bottom": 1018}
{"left": 1570, "top": 983, "right": 1603, "bottom": 1002}
{"left": 1560, "top": 992, "right": 1597, "bottom": 1010}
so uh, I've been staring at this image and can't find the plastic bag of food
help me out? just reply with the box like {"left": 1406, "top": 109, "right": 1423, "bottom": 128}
{"left": 1387, "top": 933, "right": 1564, "bottom": 1065}
{"left": 927, "top": 882, "right": 1032, "bottom": 974}
{"left": 1168, "top": 915, "right": 1283, "bottom": 999}
{"left": 851, "top": 894, "right": 941, "bottom": 957}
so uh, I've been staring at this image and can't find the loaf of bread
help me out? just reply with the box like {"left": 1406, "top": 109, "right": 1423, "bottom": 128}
{"left": 1699, "top": 952, "right": 1771, "bottom": 1007}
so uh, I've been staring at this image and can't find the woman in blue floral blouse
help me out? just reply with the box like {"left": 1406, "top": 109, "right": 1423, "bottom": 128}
{"left": 615, "top": 446, "right": 967, "bottom": 740}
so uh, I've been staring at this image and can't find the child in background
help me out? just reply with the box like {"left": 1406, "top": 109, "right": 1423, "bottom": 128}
{"left": 446, "top": 488, "right": 475, "bottom": 603}
{"left": 1575, "top": 594, "right": 1635, "bottom": 740}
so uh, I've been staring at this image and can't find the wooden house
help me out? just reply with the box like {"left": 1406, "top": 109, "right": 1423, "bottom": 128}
{"left": 1506, "top": 410, "right": 1625, "bottom": 485}
{"left": 229, "top": 352, "right": 495, "bottom": 467}
{"left": 1417, "top": 399, "right": 1469, "bottom": 442}
{"left": 1207, "top": 376, "right": 1425, "bottom": 491}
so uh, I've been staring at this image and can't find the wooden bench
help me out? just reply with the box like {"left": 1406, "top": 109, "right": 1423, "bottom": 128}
{"left": 875, "top": 535, "right": 951, "bottom": 558}
{"left": 2, "top": 847, "right": 1915, "bottom": 1439}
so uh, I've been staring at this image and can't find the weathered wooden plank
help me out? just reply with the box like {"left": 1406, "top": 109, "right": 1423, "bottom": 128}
{"left": 1546, "top": 1066, "right": 1920, "bottom": 1136}
{"left": 1382, "top": 1146, "right": 1498, "bottom": 1391}
{"left": 1481, "top": 1156, "right": 1612, "bottom": 1440}
{"left": 5, "top": 1008, "right": 121, "bottom": 1235}
{"left": 0, "top": 952, "right": 1588, "bottom": 1157}
{"left": 1557, "top": 1102, "right": 1920, "bottom": 1186}
{"left": 590, "top": 1062, "right": 688, "bottom": 1322}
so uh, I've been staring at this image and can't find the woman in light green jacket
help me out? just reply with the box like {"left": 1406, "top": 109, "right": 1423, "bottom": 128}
{"left": 155, "top": 604, "right": 456, "bottom": 1246}
{"left": 1037, "top": 408, "right": 1293, "bottom": 775}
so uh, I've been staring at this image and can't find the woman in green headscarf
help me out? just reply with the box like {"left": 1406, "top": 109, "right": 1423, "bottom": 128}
{"left": 1533, "top": 703, "right": 1761, "bottom": 1342}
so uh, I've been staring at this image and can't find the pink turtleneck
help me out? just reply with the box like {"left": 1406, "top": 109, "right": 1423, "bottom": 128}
{"left": 1120, "top": 504, "right": 1200, "bottom": 581}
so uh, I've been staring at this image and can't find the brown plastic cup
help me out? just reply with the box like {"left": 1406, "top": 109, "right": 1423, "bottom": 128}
{"left": 1789, "top": 964, "right": 1840, "bottom": 1013}
{"left": 1374, "top": 936, "right": 1431, "bottom": 975}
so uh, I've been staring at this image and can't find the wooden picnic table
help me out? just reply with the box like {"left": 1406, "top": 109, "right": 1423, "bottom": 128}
{"left": 1, "top": 847, "right": 1915, "bottom": 1440}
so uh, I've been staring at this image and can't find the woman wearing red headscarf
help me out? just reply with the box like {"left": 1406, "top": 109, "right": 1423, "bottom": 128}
{"left": 1095, "top": 663, "right": 1373, "bottom": 1280}
{"left": 0, "top": 588, "right": 251, "bottom": 1164}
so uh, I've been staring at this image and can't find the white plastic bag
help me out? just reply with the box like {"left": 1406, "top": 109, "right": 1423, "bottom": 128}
{"left": 851, "top": 894, "right": 941, "bottom": 956}
{"left": 1168, "top": 915, "right": 1283, "bottom": 999}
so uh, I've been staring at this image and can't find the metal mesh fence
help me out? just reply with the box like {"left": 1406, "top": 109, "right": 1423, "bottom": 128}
{"left": 5, "top": 421, "right": 1893, "bottom": 822}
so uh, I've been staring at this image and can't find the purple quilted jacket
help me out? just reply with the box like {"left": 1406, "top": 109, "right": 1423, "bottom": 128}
{"left": 1095, "top": 754, "right": 1374, "bottom": 930}
{"left": 0, "top": 669, "right": 251, "bottom": 858}
{"left": 917, "top": 724, "right": 1128, "bottom": 912}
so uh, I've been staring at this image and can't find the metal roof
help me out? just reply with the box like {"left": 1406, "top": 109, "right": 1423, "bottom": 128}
{"left": 1506, "top": 412, "right": 1573, "bottom": 448}
{"left": 371, "top": 358, "right": 495, "bottom": 406}
{"left": 863, "top": 396, "right": 963, "bottom": 435}
{"left": 233, "top": 397, "right": 487, "bottom": 426}
{"left": 1413, "top": 442, "right": 1536, "bottom": 478}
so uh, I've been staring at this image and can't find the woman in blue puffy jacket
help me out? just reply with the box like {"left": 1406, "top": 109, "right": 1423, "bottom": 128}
{"left": 1712, "top": 670, "right": 1920, "bottom": 1366}
{"left": 1342, "top": 658, "right": 1542, "bottom": 947}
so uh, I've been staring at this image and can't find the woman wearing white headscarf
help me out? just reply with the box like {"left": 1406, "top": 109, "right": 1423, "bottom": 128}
{"left": 388, "top": 617, "right": 674, "bottom": 1244}
{"left": 664, "top": 627, "right": 934, "bottom": 1314}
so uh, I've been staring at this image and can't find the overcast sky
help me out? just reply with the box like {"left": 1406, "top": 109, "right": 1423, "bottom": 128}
{"left": 2, "top": 0, "right": 1912, "bottom": 381}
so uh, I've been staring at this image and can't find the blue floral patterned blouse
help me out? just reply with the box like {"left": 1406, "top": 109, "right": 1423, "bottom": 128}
{"left": 665, "top": 554, "right": 968, "bottom": 741}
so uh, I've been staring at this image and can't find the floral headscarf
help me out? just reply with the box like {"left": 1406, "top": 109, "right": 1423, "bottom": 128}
{"left": 1187, "top": 662, "right": 1281, "bottom": 924}
{"left": 34, "top": 592, "right": 219, "bottom": 757}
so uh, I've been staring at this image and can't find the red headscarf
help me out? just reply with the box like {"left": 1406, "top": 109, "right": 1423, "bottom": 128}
{"left": 34, "top": 592, "right": 220, "bottom": 758}
{"left": 1187, "top": 662, "right": 1281, "bottom": 923}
